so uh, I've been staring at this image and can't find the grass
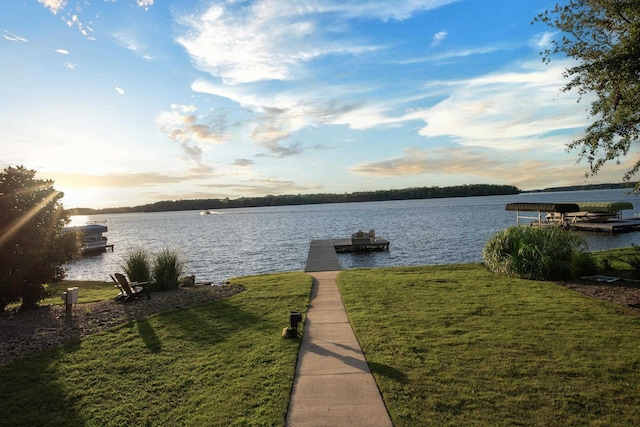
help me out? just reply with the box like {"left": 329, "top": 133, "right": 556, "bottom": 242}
{"left": 4, "top": 252, "right": 640, "bottom": 426}
{"left": 337, "top": 264, "right": 640, "bottom": 426}
{"left": 0, "top": 272, "right": 312, "bottom": 427}
{"left": 41, "top": 280, "right": 117, "bottom": 305}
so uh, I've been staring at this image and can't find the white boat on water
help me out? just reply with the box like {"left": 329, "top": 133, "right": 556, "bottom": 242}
{"left": 545, "top": 201, "right": 634, "bottom": 223}
{"left": 63, "top": 224, "right": 113, "bottom": 255}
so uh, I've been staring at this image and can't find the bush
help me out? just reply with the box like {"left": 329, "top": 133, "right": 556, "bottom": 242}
{"left": 0, "top": 166, "right": 79, "bottom": 311}
{"left": 121, "top": 247, "right": 152, "bottom": 283}
{"left": 152, "top": 248, "right": 185, "bottom": 291}
{"left": 483, "top": 225, "right": 594, "bottom": 280}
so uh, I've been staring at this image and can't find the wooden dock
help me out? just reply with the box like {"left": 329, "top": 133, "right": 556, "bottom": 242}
{"left": 304, "top": 236, "right": 391, "bottom": 272}
{"left": 305, "top": 240, "right": 342, "bottom": 272}
{"left": 559, "top": 219, "right": 640, "bottom": 233}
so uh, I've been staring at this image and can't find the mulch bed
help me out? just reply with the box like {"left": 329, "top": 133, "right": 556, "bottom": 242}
{"left": 559, "top": 278, "right": 640, "bottom": 311}
{"left": 0, "top": 284, "right": 245, "bottom": 367}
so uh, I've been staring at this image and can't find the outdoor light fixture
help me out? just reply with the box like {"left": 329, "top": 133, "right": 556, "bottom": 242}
{"left": 283, "top": 310, "right": 303, "bottom": 339}
{"left": 289, "top": 311, "right": 303, "bottom": 329}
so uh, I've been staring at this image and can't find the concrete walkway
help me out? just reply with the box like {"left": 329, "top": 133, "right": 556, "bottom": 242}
{"left": 285, "top": 271, "right": 393, "bottom": 426}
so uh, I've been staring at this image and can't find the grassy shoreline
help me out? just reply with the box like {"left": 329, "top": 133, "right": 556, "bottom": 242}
{"left": 2, "top": 253, "right": 640, "bottom": 425}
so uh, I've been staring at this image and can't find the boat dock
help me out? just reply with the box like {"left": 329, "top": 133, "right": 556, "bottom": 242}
{"left": 505, "top": 202, "right": 640, "bottom": 233}
{"left": 305, "top": 240, "right": 342, "bottom": 272}
{"left": 542, "top": 219, "right": 640, "bottom": 233}
{"left": 304, "top": 233, "right": 390, "bottom": 272}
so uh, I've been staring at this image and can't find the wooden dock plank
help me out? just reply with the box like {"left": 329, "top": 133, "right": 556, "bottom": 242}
{"left": 305, "top": 240, "right": 342, "bottom": 272}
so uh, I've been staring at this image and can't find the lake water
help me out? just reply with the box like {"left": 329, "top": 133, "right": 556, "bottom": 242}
{"left": 66, "top": 188, "right": 640, "bottom": 283}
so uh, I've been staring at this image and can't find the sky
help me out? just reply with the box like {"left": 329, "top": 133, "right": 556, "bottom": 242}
{"left": 1, "top": 0, "right": 632, "bottom": 209}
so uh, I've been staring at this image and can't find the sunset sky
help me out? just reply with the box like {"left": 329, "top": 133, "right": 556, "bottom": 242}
{"left": 1, "top": 0, "right": 631, "bottom": 209}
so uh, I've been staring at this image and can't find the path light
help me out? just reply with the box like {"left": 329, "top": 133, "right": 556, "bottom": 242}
{"left": 282, "top": 310, "right": 303, "bottom": 339}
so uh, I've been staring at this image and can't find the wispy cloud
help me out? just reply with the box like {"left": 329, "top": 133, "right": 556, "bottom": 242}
{"left": 54, "top": 48, "right": 69, "bottom": 54}
{"left": 157, "top": 104, "right": 232, "bottom": 165}
{"left": 176, "top": 0, "right": 454, "bottom": 85}
{"left": 414, "top": 60, "right": 589, "bottom": 150}
{"left": 2, "top": 31, "right": 28, "bottom": 42}
{"left": 232, "top": 159, "right": 254, "bottom": 167}
{"left": 45, "top": 171, "right": 184, "bottom": 188}
{"left": 115, "top": 87, "right": 125, "bottom": 95}
{"left": 431, "top": 31, "right": 447, "bottom": 46}
{"left": 348, "top": 146, "right": 628, "bottom": 190}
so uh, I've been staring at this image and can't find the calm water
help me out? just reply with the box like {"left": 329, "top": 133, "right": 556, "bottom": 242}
{"left": 66, "top": 189, "right": 640, "bottom": 283}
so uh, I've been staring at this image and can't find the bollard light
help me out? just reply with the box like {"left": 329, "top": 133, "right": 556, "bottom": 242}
{"left": 289, "top": 311, "right": 303, "bottom": 329}
{"left": 283, "top": 311, "right": 303, "bottom": 339}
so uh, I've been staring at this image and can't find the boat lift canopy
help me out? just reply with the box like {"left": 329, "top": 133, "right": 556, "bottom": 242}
{"left": 504, "top": 203, "right": 580, "bottom": 214}
{"left": 505, "top": 202, "right": 581, "bottom": 226}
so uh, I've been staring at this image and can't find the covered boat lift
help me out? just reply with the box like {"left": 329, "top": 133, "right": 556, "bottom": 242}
{"left": 505, "top": 203, "right": 580, "bottom": 226}
{"left": 505, "top": 201, "right": 640, "bottom": 233}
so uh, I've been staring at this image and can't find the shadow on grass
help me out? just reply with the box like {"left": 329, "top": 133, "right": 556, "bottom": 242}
{"left": 0, "top": 340, "right": 87, "bottom": 426}
{"left": 136, "top": 318, "right": 162, "bottom": 353}
{"left": 368, "top": 361, "right": 408, "bottom": 384}
{"left": 154, "top": 298, "right": 262, "bottom": 344}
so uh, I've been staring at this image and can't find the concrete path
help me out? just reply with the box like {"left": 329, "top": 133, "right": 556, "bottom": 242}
{"left": 285, "top": 271, "right": 393, "bottom": 426}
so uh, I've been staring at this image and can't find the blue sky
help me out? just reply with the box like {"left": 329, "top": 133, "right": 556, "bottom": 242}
{"left": 0, "top": 0, "right": 629, "bottom": 209}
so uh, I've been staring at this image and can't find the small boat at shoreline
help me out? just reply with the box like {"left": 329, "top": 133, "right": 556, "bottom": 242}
{"left": 63, "top": 224, "right": 113, "bottom": 255}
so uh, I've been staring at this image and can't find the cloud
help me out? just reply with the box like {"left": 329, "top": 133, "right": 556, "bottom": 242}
{"left": 45, "top": 171, "right": 184, "bottom": 188}
{"left": 176, "top": 0, "right": 453, "bottom": 85}
{"left": 413, "top": 60, "right": 590, "bottom": 151}
{"left": 350, "top": 147, "right": 503, "bottom": 177}
{"left": 431, "top": 31, "right": 447, "bottom": 46}
{"left": 398, "top": 43, "right": 516, "bottom": 64}
{"left": 232, "top": 159, "right": 254, "bottom": 167}
{"left": 137, "top": 0, "right": 155, "bottom": 8}
{"left": 115, "top": 86, "right": 125, "bottom": 95}
{"left": 157, "top": 105, "right": 232, "bottom": 164}
{"left": 2, "top": 31, "right": 28, "bottom": 42}
{"left": 38, "top": 0, "right": 67, "bottom": 15}
{"left": 347, "top": 146, "right": 595, "bottom": 190}
{"left": 54, "top": 49, "right": 69, "bottom": 54}
{"left": 202, "top": 177, "right": 318, "bottom": 196}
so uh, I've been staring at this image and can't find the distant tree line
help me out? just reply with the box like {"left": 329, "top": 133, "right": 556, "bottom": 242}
{"left": 67, "top": 184, "right": 520, "bottom": 215}
{"left": 524, "top": 182, "right": 638, "bottom": 193}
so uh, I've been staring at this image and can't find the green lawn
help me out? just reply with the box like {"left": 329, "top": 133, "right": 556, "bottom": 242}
{"left": 3, "top": 261, "right": 640, "bottom": 426}
{"left": 0, "top": 272, "right": 312, "bottom": 427}
{"left": 42, "top": 280, "right": 118, "bottom": 305}
{"left": 337, "top": 264, "right": 640, "bottom": 426}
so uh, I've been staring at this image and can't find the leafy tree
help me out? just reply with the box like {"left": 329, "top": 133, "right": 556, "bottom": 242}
{"left": 535, "top": 1, "right": 640, "bottom": 186}
{"left": 0, "top": 166, "right": 79, "bottom": 311}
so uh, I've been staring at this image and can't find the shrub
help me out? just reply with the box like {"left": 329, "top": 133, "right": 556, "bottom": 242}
{"left": 0, "top": 166, "right": 79, "bottom": 311}
{"left": 121, "top": 247, "right": 152, "bottom": 283}
{"left": 483, "top": 225, "right": 594, "bottom": 280}
{"left": 152, "top": 248, "right": 185, "bottom": 291}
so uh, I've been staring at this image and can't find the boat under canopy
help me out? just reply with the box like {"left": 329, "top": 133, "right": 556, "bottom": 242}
{"left": 505, "top": 200, "right": 639, "bottom": 232}
{"left": 63, "top": 224, "right": 112, "bottom": 254}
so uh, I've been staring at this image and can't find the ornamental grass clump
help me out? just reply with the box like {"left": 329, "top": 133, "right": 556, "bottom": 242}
{"left": 121, "top": 247, "right": 152, "bottom": 283}
{"left": 152, "top": 248, "right": 185, "bottom": 291}
{"left": 483, "top": 225, "right": 595, "bottom": 280}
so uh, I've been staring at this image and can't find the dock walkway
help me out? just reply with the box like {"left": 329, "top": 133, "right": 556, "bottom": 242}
{"left": 286, "top": 244, "right": 392, "bottom": 426}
